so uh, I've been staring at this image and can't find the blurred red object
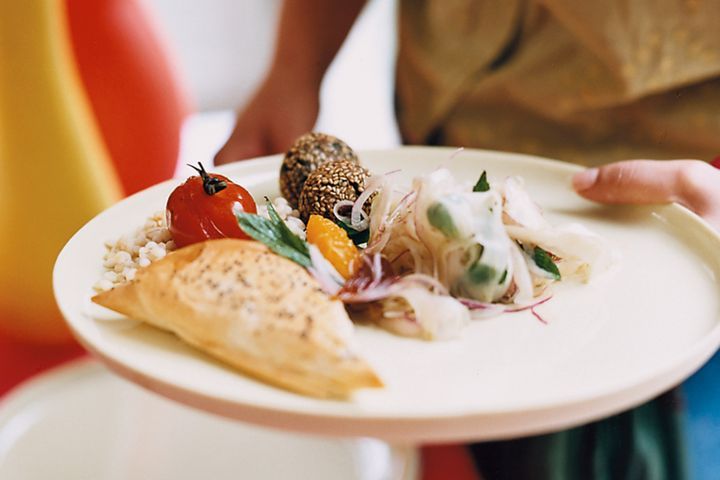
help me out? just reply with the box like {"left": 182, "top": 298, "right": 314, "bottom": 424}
{"left": 0, "top": 335, "right": 85, "bottom": 397}
{"left": 65, "top": 0, "right": 190, "bottom": 195}
{"left": 421, "top": 445, "right": 481, "bottom": 480}
{"left": 711, "top": 156, "right": 720, "bottom": 169}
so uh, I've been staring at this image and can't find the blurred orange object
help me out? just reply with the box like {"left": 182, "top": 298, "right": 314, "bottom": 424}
{"left": 306, "top": 215, "right": 360, "bottom": 279}
{"left": 66, "top": 0, "right": 190, "bottom": 195}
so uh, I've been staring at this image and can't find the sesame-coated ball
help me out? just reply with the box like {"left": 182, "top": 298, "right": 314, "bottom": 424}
{"left": 298, "top": 160, "right": 370, "bottom": 222}
{"left": 279, "top": 132, "right": 358, "bottom": 208}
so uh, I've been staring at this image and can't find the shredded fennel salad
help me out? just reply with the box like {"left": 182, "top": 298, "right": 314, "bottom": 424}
{"left": 235, "top": 166, "right": 610, "bottom": 340}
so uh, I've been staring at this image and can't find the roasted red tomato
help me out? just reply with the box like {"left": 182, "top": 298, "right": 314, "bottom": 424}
{"left": 166, "top": 163, "right": 257, "bottom": 248}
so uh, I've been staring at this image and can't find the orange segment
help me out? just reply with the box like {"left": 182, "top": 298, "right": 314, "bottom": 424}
{"left": 306, "top": 215, "right": 360, "bottom": 279}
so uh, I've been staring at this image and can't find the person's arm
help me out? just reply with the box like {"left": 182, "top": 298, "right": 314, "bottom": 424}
{"left": 573, "top": 160, "right": 720, "bottom": 231}
{"left": 215, "top": 0, "right": 367, "bottom": 165}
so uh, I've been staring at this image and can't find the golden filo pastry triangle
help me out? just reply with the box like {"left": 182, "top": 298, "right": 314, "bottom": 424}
{"left": 92, "top": 239, "right": 382, "bottom": 399}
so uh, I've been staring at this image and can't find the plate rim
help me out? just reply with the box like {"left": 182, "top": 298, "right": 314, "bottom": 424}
{"left": 53, "top": 146, "right": 720, "bottom": 442}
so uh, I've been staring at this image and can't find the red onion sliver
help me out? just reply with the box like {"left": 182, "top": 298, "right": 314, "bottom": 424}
{"left": 397, "top": 274, "right": 449, "bottom": 295}
{"left": 351, "top": 174, "right": 385, "bottom": 230}
{"left": 333, "top": 200, "right": 354, "bottom": 224}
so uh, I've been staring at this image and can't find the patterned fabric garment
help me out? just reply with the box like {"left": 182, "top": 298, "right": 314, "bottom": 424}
{"left": 397, "top": 0, "right": 720, "bottom": 165}
{"left": 420, "top": 391, "right": 687, "bottom": 480}
{"left": 467, "top": 390, "right": 687, "bottom": 480}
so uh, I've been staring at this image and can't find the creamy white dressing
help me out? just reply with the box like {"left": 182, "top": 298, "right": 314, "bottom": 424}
{"left": 357, "top": 166, "right": 609, "bottom": 340}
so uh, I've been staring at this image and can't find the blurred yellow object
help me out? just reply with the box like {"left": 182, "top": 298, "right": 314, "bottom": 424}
{"left": 0, "top": 2, "right": 122, "bottom": 343}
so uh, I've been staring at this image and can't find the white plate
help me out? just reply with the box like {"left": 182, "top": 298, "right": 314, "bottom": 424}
{"left": 0, "top": 360, "right": 417, "bottom": 480}
{"left": 54, "top": 147, "right": 720, "bottom": 443}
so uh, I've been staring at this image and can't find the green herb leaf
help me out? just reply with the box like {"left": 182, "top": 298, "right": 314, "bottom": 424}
{"left": 467, "top": 262, "right": 497, "bottom": 284}
{"left": 266, "top": 200, "right": 309, "bottom": 255}
{"left": 236, "top": 202, "right": 311, "bottom": 267}
{"left": 533, "top": 246, "right": 561, "bottom": 280}
{"left": 498, "top": 269, "right": 508, "bottom": 284}
{"left": 336, "top": 220, "right": 370, "bottom": 245}
{"left": 473, "top": 171, "right": 490, "bottom": 192}
{"left": 427, "top": 201, "right": 459, "bottom": 238}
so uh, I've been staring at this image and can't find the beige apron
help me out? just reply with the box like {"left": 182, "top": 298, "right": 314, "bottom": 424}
{"left": 397, "top": 0, "right": 720, "bottom": 165}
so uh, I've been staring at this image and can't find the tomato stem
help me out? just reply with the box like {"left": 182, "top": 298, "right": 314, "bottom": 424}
{"left": 188, "top": 162, "right": 227, "bottom": 195}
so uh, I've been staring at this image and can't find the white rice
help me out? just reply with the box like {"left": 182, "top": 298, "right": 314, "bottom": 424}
{"left": 93, "top": 211, "right": 174, "bottom": 292}
{"left": 256, "top": 197, "right": 306, "bottom": 240}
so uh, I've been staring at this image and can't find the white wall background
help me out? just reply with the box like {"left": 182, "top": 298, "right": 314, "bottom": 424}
{"left": 145, "top": 0, "right": 282, "bottom": 112}
{"left": 144, "top": 0, "right": 400, "bottom": 168}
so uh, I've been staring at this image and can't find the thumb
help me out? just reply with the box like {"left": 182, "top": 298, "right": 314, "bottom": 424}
{"left": 572, "top": 160, "right": 688, "bottom": 205}
{"left": 573, "top": 159, "right": 720, "bottom": 230}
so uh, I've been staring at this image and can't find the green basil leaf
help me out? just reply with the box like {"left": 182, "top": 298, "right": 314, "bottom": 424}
{"left": 498, "top": 269, "right": 508, "bottom": 284}
{"left": 235, "top": 212, "right": 280, "bottom": 244}
{"left": 236, "top": 207, "right": 312, "bottom": 268}
{"left": 427, "top": 201, "right": 459, "bottom": 238}
{"left": 336, "top": 220, "right": 370, "bottom": 245}
{"left": 473, "top": 171, "right": 490, "bottom": 192}
{"left": 467, "top": 262, "right": 497, "bottom": 284}
{"left": 266, "top": 201, "right": 309, "bottom": 255}
{"left": 533, "top": 246, "right": 561, "bottom": 280}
